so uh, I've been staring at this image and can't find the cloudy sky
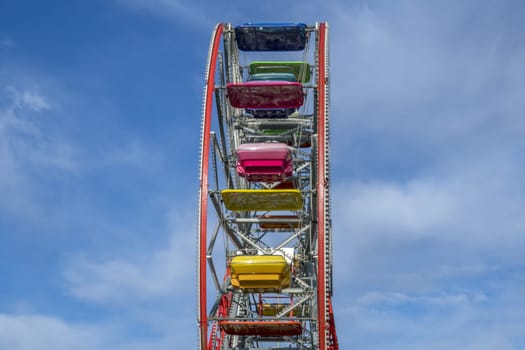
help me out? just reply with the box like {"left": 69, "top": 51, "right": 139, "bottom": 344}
{"left": 1, "top": 0, "right": 524, "bottom": 349}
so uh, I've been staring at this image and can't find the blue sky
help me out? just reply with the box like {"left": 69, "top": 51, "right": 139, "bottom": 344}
{"left": 1, "top": 0, "right": 524, "bottom": 349}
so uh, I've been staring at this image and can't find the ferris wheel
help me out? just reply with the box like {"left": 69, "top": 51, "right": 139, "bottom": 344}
{"left": 197, "top": 22, "right": 338, "bottom": 350}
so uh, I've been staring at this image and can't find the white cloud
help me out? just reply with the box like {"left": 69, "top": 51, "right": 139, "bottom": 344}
{"left": 335, "top": 283, "right": 525, "bottom": 350}
{"left": 335, "top": 179, "right": 456, "bottom": 238}
{"left": 329, "top": 1, "right": 525, "bottom": 266}
{"left": 7, "top": 85, "right": 51, "bottom": 112}
{"left": 356, "top": 290, "right": 488, "bottom": 308}
{"left": 331, "top": 153, "right": 525, "bottom": 301}
{"left": 0, "top": 313, "right": 194, "bottom": 350}
{"left": 60, "top": 205, "right": 199, "bottom": 349}
{"left": 118, "top": 0, "right": 217, "bottom": 28}
{"left": 333, "top": 149, "right": 525, "bottom": 251}
{"left": 330, "top": 0, "right": 525, "bottom": 166}
{"left": 65, "top": 239, "right": 190, "bottom": 303}
{"left": 0, "top": 86, "right": 75, "bottom": 172}
{"left": 0, "top": 85, "right": 79, "bottom": 222}
{"left": 330, "top": 156, "right": 525, "bottom": 348}
{"left": 64, "top": 207, "right": 195, "bottom": 304}
{"left": 326, "top": 5, "right": 525, "bottom": 348}
{"left": 0, "top": 314, "right": 110, "bottom": 350}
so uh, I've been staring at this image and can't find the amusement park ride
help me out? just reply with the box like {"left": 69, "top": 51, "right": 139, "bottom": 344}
{"left": 197, "top": 22, "right": 338, "bottom": 350}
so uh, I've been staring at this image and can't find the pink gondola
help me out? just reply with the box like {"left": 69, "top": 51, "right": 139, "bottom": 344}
{"left": 236, "top": 142, "right": 293, "bottom": 182}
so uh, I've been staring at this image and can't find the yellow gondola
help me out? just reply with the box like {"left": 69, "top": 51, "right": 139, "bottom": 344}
{"left": 221, "top": 189, "right": 303, "bottom": 211}
{"left": 230, "top": 255, "right": 290, "bottom": 292}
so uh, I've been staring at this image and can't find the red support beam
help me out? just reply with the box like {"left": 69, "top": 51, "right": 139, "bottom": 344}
{"left": 198, "top": 22, "right": 224, "bottom": 350}
{"left": 317, "top": 21, "right": 329, "bottom": 350}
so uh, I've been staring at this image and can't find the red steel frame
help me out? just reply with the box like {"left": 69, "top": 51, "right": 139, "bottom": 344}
{"left": 198, "top": 22, "right": 224, "bottom": 350}
{"left": 316, "top": 21, "right": 329, "bottom": 350}
{"left": 317, "top": 22, "right": 339, "bottom": 350}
